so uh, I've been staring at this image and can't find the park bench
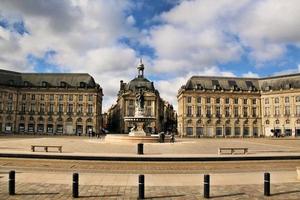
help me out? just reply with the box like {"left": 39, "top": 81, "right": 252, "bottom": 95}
{"left": 31, "top": 145, "right": 62, "bottom": 153}
{"left": 218, "top": 147, "right": 248, "bottom": 155}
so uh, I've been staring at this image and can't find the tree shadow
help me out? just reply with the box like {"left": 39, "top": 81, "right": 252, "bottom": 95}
{"left": 210, "top": 192, "right": 245, "bottom": 199}
{"left": 145, "top": 194, "right": 186, "bottom": 199}
{"left": 271, "top": 190, "right": 300, "bottom": 196}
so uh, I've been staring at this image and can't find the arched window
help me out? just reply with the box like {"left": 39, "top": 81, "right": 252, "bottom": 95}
{"left": 275, "top": 119, "right": 280, "bottom": 124}
{"left": 266, "top": 120, "right": 270, "bottom": 125}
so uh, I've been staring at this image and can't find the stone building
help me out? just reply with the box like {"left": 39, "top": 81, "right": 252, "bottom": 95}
{"left": 178, "top": 73, "right": 300, "bottom": 137}
{"left": 0, "top": 69, "right": 103, "bottom": 135}
{"left": 107, "top": 61, "right": 176, "bottom": 134}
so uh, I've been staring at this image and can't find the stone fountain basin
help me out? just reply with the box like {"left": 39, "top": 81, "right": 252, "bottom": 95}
{"left": 124, "top": 116, "right": 156, "bottom": 122}
{"left": 105, "top": 134, "right": 171, "bottom": 143}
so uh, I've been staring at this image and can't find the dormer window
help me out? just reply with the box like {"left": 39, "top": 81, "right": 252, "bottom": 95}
{"left": 79, "top": 82, "right": 86, "bottom": 88}
{"left": 60, "top": 81, "right": 67, "bottom": 87}
{"left": 24, "top": 81, "right": 29, "bottom": 87}
{"left": 42, "top": 81, "right": 48, "bottom": 87}
{"left": 8, "top": 80, "right": 14, "bottom": 86}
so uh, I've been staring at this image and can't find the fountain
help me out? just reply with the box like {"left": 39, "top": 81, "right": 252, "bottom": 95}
{"left": 124, "top": 89, "right": 155, "bottom": 136}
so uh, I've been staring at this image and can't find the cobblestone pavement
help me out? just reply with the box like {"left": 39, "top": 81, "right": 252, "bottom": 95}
{"left": 1, "top": 182, "right": 300, "bottom": 199}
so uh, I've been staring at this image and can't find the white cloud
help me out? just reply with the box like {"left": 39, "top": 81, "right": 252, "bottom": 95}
{"left": 242, "top": 71, "right": 259, "bottom": 78}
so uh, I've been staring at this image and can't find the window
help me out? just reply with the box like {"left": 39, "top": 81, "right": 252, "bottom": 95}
{"left": 296, "top": 96, "right": 300, "bottom": 102}
{"left": 265, "top": 98, "right": 269, "bottom": 104}
{"left": 252, "top": 99, "right": 256, "bottom": 105}
{"left": 225, "top": 106, "right": 230, "bottom": 117}
{"left": 21, "top": 103, "right": 26, "bottom": 112}
{"left": 252, "top": 107, "right": 257, "bottom": 117}
{"left": 88, "top": 95, "right": 93, "bottom": 101}
{"left": 8, "top": 93, "right": 13, "bottom": 100}
{"left": 88, "top": 104, "right": 93, "bottom": 113}
{"left": 234, "top": 98, "right": 238, "bottom": 104}
{"left": 49, "top": 103, "right": 54, "bottom": 113}
{"left": 243, "top": 127, "right": 249, "bottom": 136}
{"left": 196, "top": 127, "right": 204, "bottom": 136}
{"left": 243, "top": 107, "right": 248, "bottom": 117}
{"left": 296, "top": 105, "right": 300, "bottom": 116}
{"left": 67, "top": 104, "right": 73, "bottom": 113}
{"left": 216, "top": 98, "right": 220, "bottom": 104}
{"left": 22, "top": 94, "right": 26, "bottom": 100}
{"left": 30, "top": 103, "right": 35, "bottom": 112}
{"left": 216, "top": 106, "right": 221, "bottom": 117}
{"left": 39, "top": 103, "right": 45, "bottom": 112}
{"left": 225, "top": 98, "right": 230, "bottom": 104}
{"left": 31, "top": 94, "right": 35, "bottom": 100}
{"left": 187, "top": 96, "right": 192, "bottom": 103}
{"left": 40, "top": 94, "right": 44, "bottom": 101}
{"left": 197, "top": 97, "right": 201, "bottom": 103}
{"left": 244, "top": 99, "right": 248, "bottom": 105}
{"left": 69, "top": 95, "right": 73, "bottom": 101}
{"left": 285, "top": 97, "right": 290, "bottom": 103}
{"left": 49, "top": 94, "right": 54, "bottom": 101}
{"left": 146, "top": 108, "right": 152, "bottom": 116}
{"left": 129, "top": 99, "right": 134, "bottom": 106}
{"left": 206, "top": 106, "right": 211, "bottom": 117}
{"left": 58, "top": 104, "right": 63, "bottom": 113}
{"left": 59, "top": 95, "right": 64, "bottom": 101}
{"left": 128, "top": 107, "right": 134, "bottom": 116}
{"left": 7, "top": 102, "right": 13, "bottom": 111}
{"left": 147, "top": 101, "right": 151, "bottom": 106}
{"left": 78, "top": 95, "right": 83, "bottom": 101}
{"left": 275, "top": 106, "right": 280, "bottom": 116}
{"left": 265, "top": 107, "right": 270, "bottom": 116}
{"left": 285, "top": 106, "right": 290, "bottom": 116}
{"left": 216, "top": 127, "right": 222, "bottom": 136}
{"left": 234, "top": 106, "right": 239, "bottom": 117}
{"left": 186, "top": 127, "right": 193, "bottom": 136}
{"left": 275, "top": 97, "right": 279, "bottom": 104}
{"left": 276, "top": 119, "right": 280, "bottom": 124}
{"left": 206, "top": 97, "right": 211, "bottom": 104}
{"left": 196, "top": 106, "right": 201, "bottom": 117}
{"left": 234, "top": 127, "right": 240, "bottom": 136}
{"left": 266, "top": 120, "right": 270, "bottom": 125}
{"left": 187, "top": 106, "right": 192, "bottom": 117}
{"left": 77, "top": 104, "right": 83, "bottom": 113}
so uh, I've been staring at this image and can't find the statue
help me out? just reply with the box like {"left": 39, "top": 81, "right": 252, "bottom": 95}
{"left": 136, "top": 89, "right": 145, "bottom": 110}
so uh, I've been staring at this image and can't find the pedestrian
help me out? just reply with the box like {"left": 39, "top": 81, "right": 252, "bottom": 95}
{"left": 170, "top": 132, "right": 175, "bottom": 143}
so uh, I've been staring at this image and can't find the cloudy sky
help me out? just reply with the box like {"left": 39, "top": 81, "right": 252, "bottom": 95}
{"left": 1, "top": 0, "right": 300, "bottom": 111}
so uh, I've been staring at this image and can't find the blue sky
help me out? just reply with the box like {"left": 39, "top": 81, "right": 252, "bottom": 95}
{"left": 1, "top": 0, "right": 300, "bottom": 110}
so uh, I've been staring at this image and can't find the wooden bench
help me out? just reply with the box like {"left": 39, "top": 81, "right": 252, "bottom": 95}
{"left": 31, "top": 145, "right": 62, "bottom": 153}
{"left": 218, "top": 147, "right": 248, "bottom": 155}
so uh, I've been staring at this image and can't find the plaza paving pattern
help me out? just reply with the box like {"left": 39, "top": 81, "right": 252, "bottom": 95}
{"left": 1, "top": 136, "right": 300, "bottom": 199}
{"left": 1, "top": 182, "right": 300, "bottom": 199}
{"left": 1, "top": 136, "right": 300, "bottom": 156}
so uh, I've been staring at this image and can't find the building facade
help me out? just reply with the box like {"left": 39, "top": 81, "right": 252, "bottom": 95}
{"left": 107, "top": 61, "right": 176, "bottom": 134}
{"left": 0, "top": 69, "right": 103, "bottom": 135}
{"left": 178, "top": 74, "right": 300, "bottom": 137}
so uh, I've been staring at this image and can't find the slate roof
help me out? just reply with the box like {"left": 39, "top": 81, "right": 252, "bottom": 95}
{"left": 124, "top": 77, "right": 155, "bottom": 92}
{"left": 0, "top": 69, "right": 99, "bottom": 88}
{"left": 182, "top": 73, "right": 300, "bottom": 92}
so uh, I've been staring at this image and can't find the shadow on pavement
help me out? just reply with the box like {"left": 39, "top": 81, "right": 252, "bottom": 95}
{"left": 79, "top": 194, "right": 122, "bottom": 198}
{"left": 210, "top": 192, "right": 245, "bottom": 199}
{"left": 271, "top": 190, "right": 300, "bottom": 196}
{"left": 16, "top": 192, "right": 59, "bottom": 195}
{"left": 145, "top": 194, "right": 186, "bottom": 199}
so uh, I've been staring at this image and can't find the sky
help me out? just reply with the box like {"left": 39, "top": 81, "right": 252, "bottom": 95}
{"left": 1, "top": 0, "right": 300, "bottom": 111}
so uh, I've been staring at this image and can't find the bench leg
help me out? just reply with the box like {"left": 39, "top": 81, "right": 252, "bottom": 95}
{"left": 32, "top": 147, "right": 35, "bottom": 152}
{"left": 59, "top": 147, "right": 62, "bottom": 153}
{"left": 45, "top": 147, "right": 48, "bottom": 152}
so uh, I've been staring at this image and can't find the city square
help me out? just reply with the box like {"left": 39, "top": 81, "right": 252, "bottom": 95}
{"left": 1, "top": 0, "right": 300, "bottom": 199}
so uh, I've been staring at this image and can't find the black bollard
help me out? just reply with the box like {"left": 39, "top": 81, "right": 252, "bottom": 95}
{"left": 73, "top": 173, "right": 79, "bottom": 198}
{"left": 204, "top": 174, "right": 210, "bottom": 198}
{"left": 264, "top": 172, "right": 270, "bottom": 196}
{"left": 137, "top": 143, "right": 144, "bottom": 155}
{"left": 9, "top": 170, "right": 15, "bottom": 195}
{"left": 138, "top": 175, "right": 145, "bottom": 199}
